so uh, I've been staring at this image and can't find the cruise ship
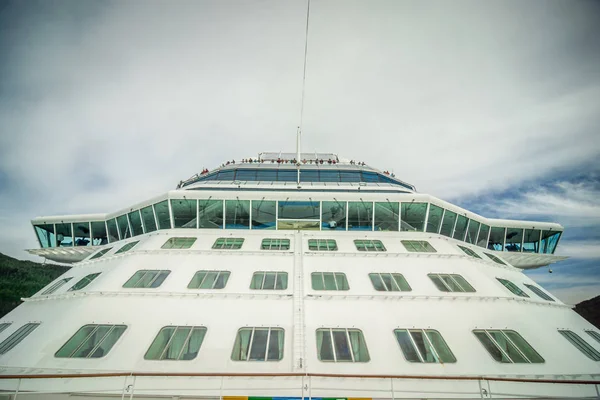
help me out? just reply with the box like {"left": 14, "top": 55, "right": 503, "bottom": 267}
{"left": 1, "top": 152, "right": 599, "bottom": 399}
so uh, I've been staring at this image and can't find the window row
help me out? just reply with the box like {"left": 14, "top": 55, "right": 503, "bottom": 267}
{"left": 39, "top": 268, "right": 555, "bottom": 303}
{"left": 2, "top": 321, "right": 599, "bottom": 363}
{"left": 33, "top": 199, "right": 562, "bottom": 255}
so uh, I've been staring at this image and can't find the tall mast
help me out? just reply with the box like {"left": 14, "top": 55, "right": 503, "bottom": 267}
{"left": 297, "top": 0, "right": 311, "bottom": 185}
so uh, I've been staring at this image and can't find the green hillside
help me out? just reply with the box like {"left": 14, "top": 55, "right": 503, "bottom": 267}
{"left": 0, "top": 253, "right": 69, "bottom": 317}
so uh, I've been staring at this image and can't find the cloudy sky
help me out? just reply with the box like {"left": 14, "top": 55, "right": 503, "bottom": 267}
{"left": 0, "top": 0, "right": 599, "bottom": 304}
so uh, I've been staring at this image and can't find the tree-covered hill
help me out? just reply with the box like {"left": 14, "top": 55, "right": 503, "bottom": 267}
{"left": 0, "top": 253, "right": 69, "bottom": 317}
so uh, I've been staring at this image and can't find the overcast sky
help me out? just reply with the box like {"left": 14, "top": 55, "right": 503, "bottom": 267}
{"left": 0, "top": 0, "right": 599, "bottom": 304}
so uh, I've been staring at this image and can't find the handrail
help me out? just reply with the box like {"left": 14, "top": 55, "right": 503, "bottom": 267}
{"left": 0, "top": 372, "right": 598, "bottom": 385}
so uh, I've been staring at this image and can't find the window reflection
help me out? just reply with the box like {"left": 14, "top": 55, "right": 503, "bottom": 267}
{"left": 56, "top": 223, "right": 73, "bottom": 247}
{"left": 141, "top": 206, "right": 157, "bottom": 233}
{"left": 251, "top": 200, "right": 276, "bottom": 229}
{"left": 465, "top": 220, "right": 480, "bottom": 244}
{"left": 505, "top": 228, "right": 523, "bottom": 252}
{"left": 127, "top": 211, "right": 143, "bottom": 236}
{"left": 91, "top": 221, "right": 107, "bottom": 246}
{"left": 116, "top": 215, "right": 131, "bottom": 240}
{"left": 322, "top": 201, "right": 346, "bottom": 230}
{"left": 426, "top": 204, "right": 443, "bottom": 233}
{"left": 154, "top": 200, "right": 171, "bottom": 230}
{"left": 348, "top": 201, "right": 373, "bottom": 231}
{"left": 541, "top": 231, "right": 561, "bottom": 254}
{"left": 374, "top": 202, "right": 399, "bottom": 231}
{"left": 35, "top": 224, "right": 55, "bottom": 248}
{"left": 523, "top": 229, "right": 540, "bottom": 253}
{"left": 488, "top": 227, "right": 505, "bottom": 251}
{"left": 106, "top": 219, "right": 119, "bottom": 242}
{"left": 225, "top": 200, "right": 250, "bottom": 229}
{"left": 198, "top": 200, "right": 223, "bottom": 229}
{"left": 73, "top": 222, "right": 91, "bottom": 246}
{"left": 440, "top": 210, "right": 457, "bottom": 237}
{"left": 477, "top": 224, "right": 490, "bottom": 248}
{"left": 401, "top": 202, "right": 427, "bottom": 232}
{"left": 453, "top": 216, "right": 468, "bottom": 240}
{"left": 171, "top": 199, "right": 197, "bottom": 229}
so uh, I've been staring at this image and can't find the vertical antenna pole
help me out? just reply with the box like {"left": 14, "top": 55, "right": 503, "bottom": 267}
{"left": 297, "top": 0, "right": 311, "bottom": 186}
{"left": 297, "top": 126, "right": 301, "bottom": 185}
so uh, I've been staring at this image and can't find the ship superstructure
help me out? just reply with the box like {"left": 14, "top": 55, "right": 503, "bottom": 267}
{"left": 0, "top": 153, "right": 598, "bottom": 399}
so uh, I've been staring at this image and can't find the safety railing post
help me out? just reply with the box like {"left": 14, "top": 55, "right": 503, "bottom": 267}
{"left": 13, "top": 378, "right": 21, "bottom": 400}
{"left": 390, "top": 377, "right": 395, "bottom": 400}
{"left": 128, "top": 375, "right": 136, "bottom": 400}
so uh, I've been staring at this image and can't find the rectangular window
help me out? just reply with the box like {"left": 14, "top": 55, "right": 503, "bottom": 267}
{"left": 477, "top": 224, "right": 490, "bottom": 248}
{"left": 278, "top": 200, "right": 320, "bottom": 219}
{"left": 198, "top": 199, "right": 224, "bottom": 229}
{"left": 141, "top": 205, "right": 157, "bottom": 233}
{"left": 231, "top": 327, "right": 284, "bottom": 361}
{"left": 34, "top": 224, "right": 55, "bottom": 248}
{"left": 541, "top": 230, "right": 561, "bottom": 254}
{"left": 212, "top": 237, "right": 244, "bottom": 249}
{"left": 89, "top": 247, "right": 112, "bottom": 260}
{"left": 354, "top": 240, "right": 386, "bottom": 252}
{"left": 401, "top": 202, "right": 427, "bottom": 232}
{"left": 127, "top": 211, "right": 143, "bottom": 236}
{"left": 321, "top": 201, "right": 346, "bottom": 230}
{"left": 401, "top": 240, "right": 436, "bottom": 253}
{"left": 439, "top": 210, "right": 457, "bottom": 237}
{"left": 369, "top": 273, "right": 411, "bottom": 292}
{"left": 115, "top": 240, "right": 139, "bottom": 254}
{"left": 311, "top": 272, "right": 349, "bottom": 290}
{"left": 0, "top": 323, "right": 40, "bottom": 355}
{"left": 394, "top": 329, "right": 456, "bottom": 363}
{"left": 522, "top": 229, "right": 541, "bottom": 253}
{"left": 428, "top": 274, "right": 475, "bottom": 292}
{"left": 123, "top": 270, "right": 171, "bottom": 288}
{"left": 40, "top": 277, "right": 73, "bottom": 295}
{"left": 68, "top": 273, "right": 101, "bottom": 291}
{"left": 453, "top": 216, "right": 469, "bottom": 240}
{"left": 426, "top": 204, "right": 443, "bottom": 233}
{"left": 188, "top": 271, "right": 230, "bottom": 289}
{"left": 90, "top": 221, "right": 107, "bottom": 246}
{"left": 308, "top": 239, "right": 337, "bottom": 251}
{"left": 162, "top": 237, "right": 197, "bottom": 249}
{"left": 586, "top": 330, "right": 600, "bottom": 344}
{"left": 348, "top": 201, "right": 373, "bottom": 231}
{"left": 505, "top": 228, "right": 523, "bottom": 252}
{"left": 465, "top": 220, "right": 480, "bottom": 244}
{"left": 261, "top": 238, "right": 290, "bottom": 250}
{"left": 73, "top": 222, "right": 91, "bottom": 246}
{"left": 145, "top": 326, "right": 207, "bottom": 360}
{"left": 484, "top": 252, "right": 506, "bottom": 265}
{"left": 225, "top": 199, "right": 250, "bottom": 229}
{"left": 154, "top": 200, "right": 171, "bottom": 230}
{"left": 524, "top": 284, "right": 554, "bottom": 301}
{"left": 496, "top": 278, "right": 529, "bottom": 298}
{"left": 558, "top": 330, "right": 600, "bottom": 361}
{"left": 171, "top": 199, "right": 197, "bottom": 228}
{"left": 116, "top": 215, "right": 131, "bottom": 240}
{"left": 0, "top": 323, "right": 11, "bottom": 334}
{"left": 374, "top": 202, "right": 399, "bottom": 231}
{"left": 250, "top": 272, "right": 288, "bottom": 290}
{"left": 488, "top": 227, "right": 505, "bottom": 251}
{"left": 55, "top": 324, "right": 127, "bottom": 358}
{"left": 56, "top": 222, "right": 73, "bottom": 247}
{"left": 251, "top": 200, "right": 276, "bottom": 230}
{"left": 458, "top": 245, "right": 482, "bottom": 259}
{"left": 107, "top": 219, "right": 119, "bottom": 242}
{"left": 473, "top": 329, "right": 544, "bottom": 363}
{"left": 316, "top": 328, "right": 370, "bottom": 362}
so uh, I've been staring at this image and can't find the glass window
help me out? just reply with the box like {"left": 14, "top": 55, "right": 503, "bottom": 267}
{"left": 256, "top": 170, "right": 278, "bottom": 181}
{"left": 250, "top": 272, "right": 288, "bottom": 290}
{"left": 428, "top": 274, "right": 475, "bottom": 292}
{"left": 212, "top": 237, "right": 244, "bottom": 249}
{"left": 457, "top": 245, "right": 482, "bottom": 259}
{"left": 496, "top": 278, "right": 529, "bottom": 297}
{"left": 452, "top": 216, "right": 469, "bottom": 240}
{"left": 425, "top": 204, "right": 443, "bottom": 234}
{"left": 278, "top": 200, "right": 320, "bottom": 219}
{"left": 188, "top": 271, "right": 230, "bottom": 289}
{"left": 0, "top": 323, "right": 40, "bottom": 355}
{"left": 89, "top": 247, "right": 112, "bottom": 260}
{"left": 394, "top": 329, "right": 456, "bottom": 363}
{"left": 145, "top": 326, "right": 207, "bottom": 361}
{"left": 277, "top": 219, "right": 320, "bottom": 230}
{"left": 127, "top": 211, "right": 143, "bottom": 237}
{"left": 505, "top": 228, "right": 523, "bottom": 252}
{"left": 277, "top": 170, "right": 297, "bottom": 182}
{"left": 40, "top": 277, "right": 73, "bottom": 295}
{"left": 301, "top": 169, "right": 319, "bottom": 182}
{"left": 401, "top": 240, "right": 436, "bottom": 253}
{"left": 311, "top": 272, "right": 349, "bottom": 290}
{"left": 586, "top": 330, "right": 600, "bottom": 344}
{"left": 162, "top": 237, "right": 197, "bottom": 249}
{"left": 171, "top": 199, "right": 197, "bottom": 229}
{"left": 91, "top": 221, "right": 108, "bottom": 246}
{"left": 439, "top": 210, "right": 457, "bottom": 237}
{"left": 401, "top": 202, "right": 427, "bottom": 232}
{"left": 34, "top": 224, "right": 55, "bottom": 248}
{"left": 73, "top": 222, "right": 91, "bottom": 247}
{"left": 340, "top": 171, "right": 361, "bottom": 182}
{"left": 55, "top": 324, "right": 126, "bottom": 358}
{"left": 141, "top": 205, "right": 157, "bottom": 233}
{"left": 308, "top": 239, "right": 337, "bottom": 251}
{"left": 123, "top": 270, "right": 171, "bottom": 288}
{"left": 198, "top": 199, "right": 223, "bottom": 229}
{"left": 232, "top": 327, "right": 284, "bottom": 361}
{"left": 235, "top": 169, "right": 257, "bottom": 181}
{"left": 225, "top": 200, "right": 250, "bottom": 229}
{"left": 348, "top": 201, "right": 373, "bottom": 231}
{"left": 0, "top": 323, "right": 11, "bottom": 334}
{"left": 559, "top": 330, "right": 600, "bottom": 361}
{"left": 319, "top": 170, "right": 340, "bottom": 182}
{"left": 115, "top": 240, "right": 139, "bottom": 254}
{"left": 524, "top": 284, "right": 554, "bottom": 301}
{"left": 541, "top": 231, "right": 561, "bottom": 254}
{"left": 369, "top": 273, "right": 411, "bottom": 291}
{"left": 522, "top": 229, "right": 540, "bottom": 253}
{"left": 473, "top": 329, "right": 544, "bottom": 363}
{"left": 465, "top": 220, "right": 480, "bottom": 244}
{"left": 316, "top": 328, "right": 369, "bottom": 362}
{"left": 488, "top": 227, "right": 505, "bottom": 251}
{"left": 477, "top": 224, "right": 490, "bottom": 248}
{"left": 55, "top": 222, "right": 73, "bottom": 247}
{"left": 374, "top": 202, "right": 399, "bottom": 231}
{"left": 251, "top": 200, "right": 276, "bottom": 230}
{"left": 261, "top": 238, "right": 290, "bottom": 250}
{"left": 216, "top": 170, "right": 235, "bottom": 180}
{"left": 116, "top": 215, "right": 131, "bottom": 240}
{"left": 154, "top": 200, "right": 171, "bottom": 230}
{"left": 354, "top": 240, "right": 386, "bottom": 252}
{"left": 321, "top": 201, "right": 346, "bottom": 230}
{"left": 362, "top": 171, "right": 379, "bottom": 182}
{"left": 484, "top": 252, "right": 506, "bottom": 265}
{"left": 69, "top": 273, "right": 101, "bottom": 291}
{"left": 106, "top": 218, "right": 119, "bottom": 242}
